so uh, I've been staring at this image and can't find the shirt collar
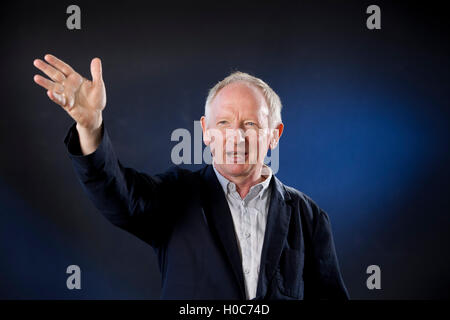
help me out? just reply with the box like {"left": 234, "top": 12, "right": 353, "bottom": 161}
{"left": 212, "top": 164, "right": 273, "bottom": 200}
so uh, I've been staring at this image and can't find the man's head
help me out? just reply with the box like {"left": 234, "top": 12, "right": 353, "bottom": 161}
{"left": 200, "top": 71, "right": 284, "bottom": 180}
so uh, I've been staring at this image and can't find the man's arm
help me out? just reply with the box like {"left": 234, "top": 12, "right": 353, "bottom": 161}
{"left": 76, "top": 121, "right": 103, "bottom": 155}
{"left": 300, "top": 195, "right": 350, "bottom": 300}
{"left": 309, "top": 209, "right": 349, "bottom": 299}
{"left": 64, "top": 120, "right": 184, "bottom": 247}
{"left": 33, "top": 54, "right": 181, "bottom": 247}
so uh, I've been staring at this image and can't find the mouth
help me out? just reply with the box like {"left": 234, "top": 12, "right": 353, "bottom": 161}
{"left": 225, "top": 151, "right": 248, "bottom": 163}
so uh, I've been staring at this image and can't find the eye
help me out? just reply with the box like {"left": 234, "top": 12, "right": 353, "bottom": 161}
{"left": 218, "top": 120, "right": 228, "bottom": 125}
{"left": 245, "top": 121, "right": 256, "bottom": 126}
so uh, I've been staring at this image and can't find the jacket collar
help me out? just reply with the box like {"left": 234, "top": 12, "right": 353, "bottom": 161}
{"left": 255, "top": 173, "right": 293, "bottom": 299}
{"left": 199, "top": 164, "right": 292, "bottom": 300}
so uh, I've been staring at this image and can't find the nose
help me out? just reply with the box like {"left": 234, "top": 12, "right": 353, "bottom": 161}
{"left": 226, "top": 127, "right": 245, "bottom": 144}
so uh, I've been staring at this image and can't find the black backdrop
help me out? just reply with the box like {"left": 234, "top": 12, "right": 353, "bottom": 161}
{"left": 0, "top": 0, "right": 449, "bottom": 299}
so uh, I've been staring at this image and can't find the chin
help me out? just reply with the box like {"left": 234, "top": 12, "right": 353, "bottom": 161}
{"left": 222, "top": 163, "right": 252, "bottom": 177}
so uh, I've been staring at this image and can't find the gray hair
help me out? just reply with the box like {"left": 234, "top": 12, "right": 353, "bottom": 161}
{"left": 204, "top": 71, "right": 282, "bottom": 128}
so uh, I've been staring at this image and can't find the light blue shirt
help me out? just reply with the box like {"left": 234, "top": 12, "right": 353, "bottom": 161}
{"left": 213, "top": 164, "right": 273, "bottom": 300}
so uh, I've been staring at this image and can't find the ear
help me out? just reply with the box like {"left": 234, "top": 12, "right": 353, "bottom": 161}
{"left": 269, "top": 122, "right": 284, "bottom": 149}
{"left": 200, "top": 116, "right": 211, "bottom": 146}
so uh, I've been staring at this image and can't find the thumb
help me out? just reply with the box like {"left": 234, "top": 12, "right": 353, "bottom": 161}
{"left": 90, "top": 57, "right": 103, "bottom": 86}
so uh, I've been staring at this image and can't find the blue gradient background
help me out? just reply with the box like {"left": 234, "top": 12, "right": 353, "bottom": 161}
{"left": 0, "top": 0, "right": 449, "bottom": 299}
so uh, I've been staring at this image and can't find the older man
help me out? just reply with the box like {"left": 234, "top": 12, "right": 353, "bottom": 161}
{"left": 33, "top": 54, "right": 349, "bottom": 300}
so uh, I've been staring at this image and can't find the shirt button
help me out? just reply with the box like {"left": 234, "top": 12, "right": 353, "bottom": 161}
{"left": 244, "top": 268, "right": 250, "bottom": 275}
{"left": 245, "top": 232, "right": 251, "bottom": 238}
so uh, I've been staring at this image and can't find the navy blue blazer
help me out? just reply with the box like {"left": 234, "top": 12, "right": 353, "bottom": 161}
{"left": 64, "top": 122, "right": 349, "bottom": 300}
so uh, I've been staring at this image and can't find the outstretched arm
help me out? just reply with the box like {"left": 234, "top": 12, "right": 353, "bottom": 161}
{"left": 33, "top": 54, "right": 182, "bottom": 248}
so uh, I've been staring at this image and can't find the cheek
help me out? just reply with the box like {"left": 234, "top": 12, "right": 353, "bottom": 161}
{"left": 209, "top": 130, "right": 227, "bottom": 152}
{"left": 257, "top": 131, "right": 271, "bottom": 147}
{"left": 246, "top": 131, "right": 270, "bottom": 153}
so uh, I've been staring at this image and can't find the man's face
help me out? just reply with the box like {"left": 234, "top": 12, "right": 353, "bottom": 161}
{"left": 201, "top": 81, "right": 280, "bottom": 179}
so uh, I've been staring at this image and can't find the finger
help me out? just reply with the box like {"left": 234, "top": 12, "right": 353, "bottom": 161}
{"left": 33, "top": 59, "right": 66, "bottom": 83}
{"left": 47, "top": 90, "right": 66, "bottom": 107}
{"left": 34, "top": 75, "right": 65, "bottom": 93}
{"left": 44, "top": 54, "right": 75, "bottom": 76}
{"left": 90, "top": 57, "right": 103, "bottom": 86}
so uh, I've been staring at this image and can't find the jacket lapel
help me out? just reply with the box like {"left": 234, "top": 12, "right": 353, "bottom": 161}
{"left": 255, "top": 175, "right": 292, "bottom": 299}
{"left": 200, "top": 165, "right": 247, "bottom": 299}
{"left": 199, "top": 165, "right": 293, "bottom": 300}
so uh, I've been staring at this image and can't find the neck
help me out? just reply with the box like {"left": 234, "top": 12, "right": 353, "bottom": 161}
{"left": 214, "top": 164, "right": 266, "bottom": 199}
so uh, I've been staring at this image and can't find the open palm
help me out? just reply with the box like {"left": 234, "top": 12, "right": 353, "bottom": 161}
{"left": 33, "top": 54, "right": 106, "bottom": 131}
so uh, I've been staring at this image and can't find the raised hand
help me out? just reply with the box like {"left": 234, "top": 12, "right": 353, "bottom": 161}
{"left": 33, "top": 54, "right": 106, "bottom": 132}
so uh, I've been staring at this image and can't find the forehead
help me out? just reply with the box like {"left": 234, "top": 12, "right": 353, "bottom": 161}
{"left": 210, "top": 81, "right": 268, "bottom": 116}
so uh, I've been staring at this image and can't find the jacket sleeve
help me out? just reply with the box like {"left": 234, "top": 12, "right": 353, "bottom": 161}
{"left": 299, "top": 192, "right": 349, "bottom": 299}
{"left": 307, "top": 206, "right": 350, "bottom": 300}
{"left": 63, "top": 121, "right": 183, "bottom": 248}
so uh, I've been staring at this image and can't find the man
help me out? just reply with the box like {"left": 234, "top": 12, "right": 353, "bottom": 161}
{"left": 33, "top": 54, "right": 349, "bottom": 300}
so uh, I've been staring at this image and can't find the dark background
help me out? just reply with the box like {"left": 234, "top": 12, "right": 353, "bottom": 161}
{"left": 0, "top": 0, "right": 449, "bottom": 299}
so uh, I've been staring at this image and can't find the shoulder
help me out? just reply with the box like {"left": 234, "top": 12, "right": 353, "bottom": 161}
{"left": 153, "top": 165, "right": 213, "bottom": 190}
{"left": 280, "top": 181, "right": 322, "bottom": 214}
{"left": 153, "top": 165, "right": 197, "bottom": 182}
{"left": 277, "top": 178, "right": 332, "bottom": 234}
